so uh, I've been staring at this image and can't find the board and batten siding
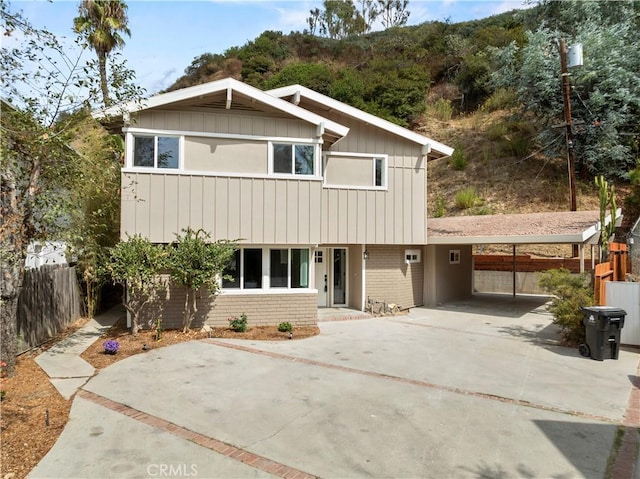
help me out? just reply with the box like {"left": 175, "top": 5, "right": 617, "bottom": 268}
{"left": 121, "top": 173, "right": 322, "bottom": 244}
{"left": 321, "top": 112, "right": 427, "bottom": 245}
{"left": 123, "top": 108, "right": 428, "bottom": 245}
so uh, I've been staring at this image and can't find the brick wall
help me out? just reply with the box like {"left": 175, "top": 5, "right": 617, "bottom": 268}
{"left": 365, "top": 245, "right": 424, "bottom": 309}
{"left": 139, "top": 278, "right": 317, "bottom": 330}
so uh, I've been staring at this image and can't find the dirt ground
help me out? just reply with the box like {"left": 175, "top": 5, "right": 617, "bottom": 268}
{"left": 0, "top": 318, "right": 319, "bottom": 479}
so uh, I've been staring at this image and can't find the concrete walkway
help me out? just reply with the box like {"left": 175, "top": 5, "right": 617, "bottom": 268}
{"left": 35, "top": 306, "right": 123, "bottom": 399}
{"left": 30, "top": 296, "right": 640, "bottom": 479}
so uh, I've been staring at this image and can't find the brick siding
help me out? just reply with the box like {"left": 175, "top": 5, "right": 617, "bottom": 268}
{"left": 365, "top": 245, "right": 424, "bottom": 309}
{"left": 139, "top": 277, "right": 317, "bottom": 330}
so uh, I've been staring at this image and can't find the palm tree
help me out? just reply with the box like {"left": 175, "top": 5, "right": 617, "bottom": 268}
{"left": 74, "top": 0, "right": 131, "bottom": 107}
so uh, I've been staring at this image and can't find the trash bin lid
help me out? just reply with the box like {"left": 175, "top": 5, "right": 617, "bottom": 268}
{"left": 581, "top": 306, "right": 627, "bottom": 316}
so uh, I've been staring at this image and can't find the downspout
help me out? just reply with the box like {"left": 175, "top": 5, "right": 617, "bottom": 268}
{"left": 512, "top": 244, "right": 516, "bottom": 298}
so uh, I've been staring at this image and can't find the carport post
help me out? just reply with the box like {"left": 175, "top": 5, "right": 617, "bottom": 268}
{"left": 512, "top": 244, "right": 516, "bottom": 298}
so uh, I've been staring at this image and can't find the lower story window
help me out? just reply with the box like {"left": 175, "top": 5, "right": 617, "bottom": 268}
{"left": 270, "top": 249, "right": 288, "bottom": 287}
{"left": 222, "top": 247, "right": 309, "bottom": 290}
{"left": 291, "top": 249, "right": 309, "bottom": 288}
{"left": 244, "top": 249, "right": 263, "bottom": 288}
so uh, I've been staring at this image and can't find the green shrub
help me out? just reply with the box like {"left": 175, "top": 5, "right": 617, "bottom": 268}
{"left": 455, "top": 187, "right": 480, "bottom": 209}
{"left": 487, "top": 122, "right": 508, "bottom": 141}
{"left": 228, "top": 313, "right": 248, "bottom": 332}
{"left": 470, "top": 204, "right": 494, "bottom": 215}
{"left": 425, "top": 98, "right": 453, "bottom": 121}
{"left": 538, "top": 268, "right": 594, "bottom": 345}
{"left": 500, "top": 135, "right": 531, "bottom": 158}
{"left": 433, "top": 195, "right": 446, "bottom": 218}
{"left": 481, "top": 88, "right": 518, "bottom": 112}
{"left": 449, "top": 147, "right": 468, "bottom": 171}
{"left": 278, "top": 322, "right": 293, "bottom": 333}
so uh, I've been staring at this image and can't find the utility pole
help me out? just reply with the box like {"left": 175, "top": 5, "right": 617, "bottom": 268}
{"left": 559, "top": 39, "right": 578, "bottom": 213}
{"left": 559, "top": 39, "right": 579, "bottom": 257}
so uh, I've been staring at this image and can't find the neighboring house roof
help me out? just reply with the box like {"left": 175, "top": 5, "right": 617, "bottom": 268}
{"left": 267, "top": 84, "right": 454, "bottom": 161}
{"left": 93, "top": 78, "right": 349, "bottom": 142}
{"left": 427, "top": 210, "right": 622, "bottom": 245}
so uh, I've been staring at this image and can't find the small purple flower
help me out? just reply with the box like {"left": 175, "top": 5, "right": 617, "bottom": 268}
{"left": 103, "top": 339, "right": 119, "bottom": 354}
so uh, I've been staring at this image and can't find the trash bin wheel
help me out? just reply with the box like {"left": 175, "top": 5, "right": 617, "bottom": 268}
{"left": 578, "top": 343, "right": 590, "bottom": 357}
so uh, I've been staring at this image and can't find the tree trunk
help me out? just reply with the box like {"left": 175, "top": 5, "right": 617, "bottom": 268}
{"left": 0, "top": 259, "right": 21, "bottom": 377}
{"left": 98, "top": 53, "right": 110, "bottom": 108}
{"left": 182, "top": 288, "right": 198, "bottom": 333}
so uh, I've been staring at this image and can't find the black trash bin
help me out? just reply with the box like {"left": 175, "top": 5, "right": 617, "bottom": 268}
{"left": 579, "top": 306, "right": 626, "bottom": 361}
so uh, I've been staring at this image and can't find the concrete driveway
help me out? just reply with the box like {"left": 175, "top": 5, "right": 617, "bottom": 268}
{"left": 30, "top": 295, "right": 639, "bottom": 479}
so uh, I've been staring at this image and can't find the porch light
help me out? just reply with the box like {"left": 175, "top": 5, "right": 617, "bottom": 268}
{"left": 363, "top": 249, "right": 369, "bottom": 260}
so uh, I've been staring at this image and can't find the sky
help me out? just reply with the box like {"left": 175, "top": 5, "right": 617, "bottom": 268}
{"left": 8, "top": 0, "right": 531, "bottom": 96}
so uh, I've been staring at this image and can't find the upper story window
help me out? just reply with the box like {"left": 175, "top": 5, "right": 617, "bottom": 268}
{"left": 374, "top": 157, "right": 385, "bottom": 187}
{"left": 271, "top": 143, "right": 316, "bottom": 176}
{"left": 133, "top": 135, "right": 180, "bottom": 169}
{"left": 323, "top": 152, "right": 388, "bottom": 189}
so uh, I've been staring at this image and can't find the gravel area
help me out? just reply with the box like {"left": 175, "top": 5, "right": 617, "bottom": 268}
{"left": 428, "top": 210, "right": 602, "bottom": 240}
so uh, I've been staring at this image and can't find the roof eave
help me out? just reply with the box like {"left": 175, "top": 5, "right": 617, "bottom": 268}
{"left": 93, "top": 78, "right": 349, "bottom": 138}
{"left": 426, "top": 233, "right": 596, "bottom": 245}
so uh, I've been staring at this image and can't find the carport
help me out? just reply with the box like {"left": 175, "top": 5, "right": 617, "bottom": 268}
{"left": 425, "top": 209, "right": 622, "bottom": 305}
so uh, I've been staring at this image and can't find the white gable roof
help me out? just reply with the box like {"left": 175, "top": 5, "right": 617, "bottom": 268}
{"left": 94, "top": 77, "right": 349, "bottom": 138}
{"left": 267, "top": 84, "right": 454, "bottom": 158}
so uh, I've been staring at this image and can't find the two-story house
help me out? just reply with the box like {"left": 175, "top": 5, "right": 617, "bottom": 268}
{"left": 101, "top": 78, "right": 453, "bottom": 328}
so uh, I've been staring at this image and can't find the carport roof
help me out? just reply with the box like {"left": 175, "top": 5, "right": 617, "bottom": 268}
{"left": 427, "top": 210, "right": 613, "bottom": 245}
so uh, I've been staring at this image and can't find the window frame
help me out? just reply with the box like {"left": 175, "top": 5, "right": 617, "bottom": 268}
{"left": 322, "top": 152, "right": 388, "bottom": 190}
{"left": 128, "top": 132, "right": 183, "bottom": 170}
{"left": 268, "top": 141, "right": 319, "bottom": 178}
{"left": 221, "top": 247, "right": 311, "bottom": 292}
{"left": 373, "top": 157, "right": 386, "bottom": 187}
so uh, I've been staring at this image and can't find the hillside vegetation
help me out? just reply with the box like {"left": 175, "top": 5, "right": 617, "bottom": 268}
{"left": 166, "top": 1, "right": 639, "bottom": 228}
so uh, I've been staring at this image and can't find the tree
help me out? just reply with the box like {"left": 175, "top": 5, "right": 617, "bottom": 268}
{"left": 66, "top": 112, "right": 123, "bottom": 318}
{"left": 308, "top": 0, "right": 366, "bottom": 39}
{"left": 74, "top": 0, "right": 131, "bottom": 107}
{"left": 167, "top": 228, "right": 237, "bottom": 333}
{"left": 377, "top": 0, "right": 410, "bottom": 29}
{"left": 0, "top": 102, "right": 80, "bottom": 376}
{"left": 356, "top": 0, "right": 379, "bottom": 34}
{"left": 490, "top": 0, "right": 640, "bottom": 178}
{"left": 106, "top": 235, "right": 166, "bottom": 335}
{"left": 264, "top": 62, "right": 336, "bottom": 95}
{"left": 0, "top": 1, "right": 141, "bottom": 375}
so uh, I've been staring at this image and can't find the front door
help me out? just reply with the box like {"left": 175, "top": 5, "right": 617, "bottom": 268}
{"left": 332, "top": 248, "right": 347, "bottom": 306}
{"left": 315, "top": 249, "right": 328, "bottom": 307}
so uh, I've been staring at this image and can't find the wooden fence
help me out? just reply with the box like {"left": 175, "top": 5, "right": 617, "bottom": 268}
{"left": 474, "top": 255, "right": 586, "bottom": 273}
{"left": 17, "top": 265, "right": 82, "bottom": 351}
{"left": 594, "top": 243, "right": 629, "bottom": 305}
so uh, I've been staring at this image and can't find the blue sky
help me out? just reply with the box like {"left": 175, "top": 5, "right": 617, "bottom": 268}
{"left": 11, "top": 0, "right": 531, "bottom": 95}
